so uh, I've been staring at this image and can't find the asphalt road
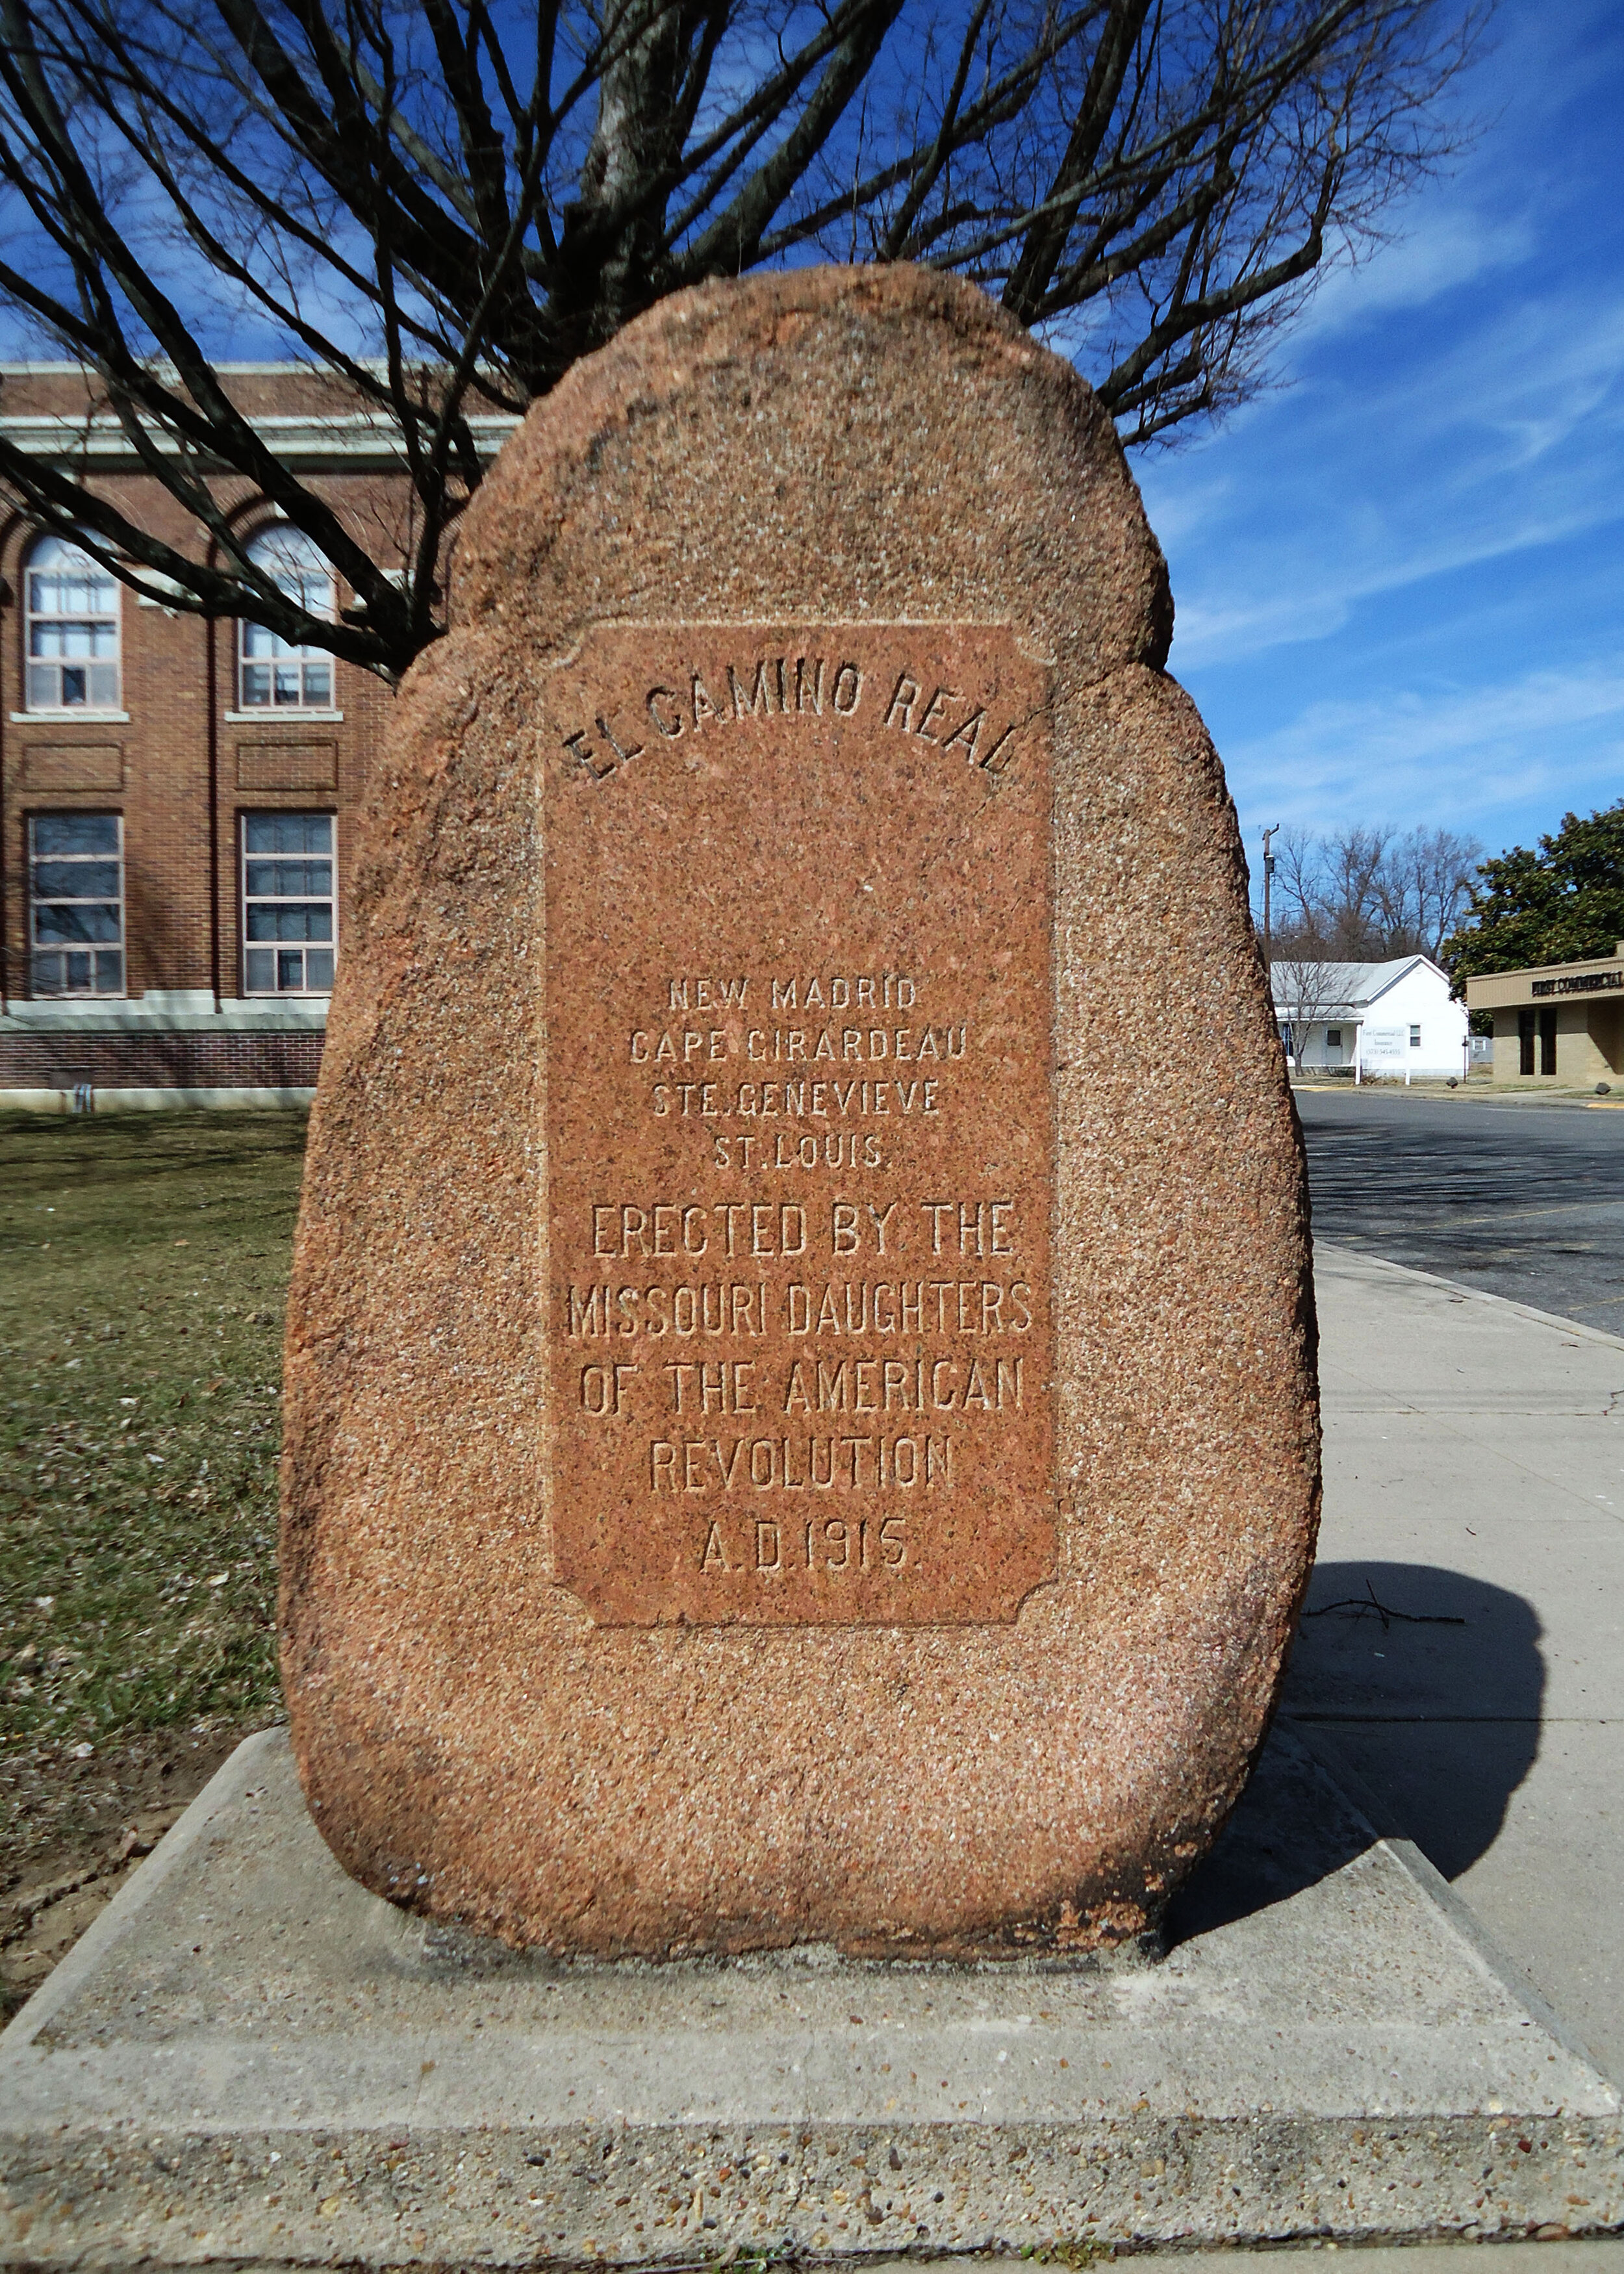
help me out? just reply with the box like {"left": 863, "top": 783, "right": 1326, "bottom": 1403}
{"left": 1295, "top": 1083, "right": 1624, "bottom": 1331}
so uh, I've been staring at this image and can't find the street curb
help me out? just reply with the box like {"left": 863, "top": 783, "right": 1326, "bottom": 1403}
{"left": 1312, "top": 1241, "right": 1624, "bottom": 1356}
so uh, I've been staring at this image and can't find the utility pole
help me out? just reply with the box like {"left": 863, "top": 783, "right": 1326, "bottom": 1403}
{"left": 1262, "top": 824, "right": 1282, "bottom": 1062}
{"left": 1261, "top": 824, "right": 1280, "bottom": 965}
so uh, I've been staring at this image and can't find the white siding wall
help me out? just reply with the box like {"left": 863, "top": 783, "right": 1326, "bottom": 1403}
{"left": 1356, "top": 966, "right": 1467, "bottom": 1079}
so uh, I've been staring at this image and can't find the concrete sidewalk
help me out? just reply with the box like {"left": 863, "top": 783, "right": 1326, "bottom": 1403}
{"left": 1136, "top": 1241, "right": 1624, "bottom": 2263}
{"left": 1289, "top": 1244, "right": 1624, "bottom": 2086}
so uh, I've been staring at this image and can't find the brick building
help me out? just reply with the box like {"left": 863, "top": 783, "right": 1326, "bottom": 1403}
{"left": 0, "top": 366, "right": 514, "bottom": 1108}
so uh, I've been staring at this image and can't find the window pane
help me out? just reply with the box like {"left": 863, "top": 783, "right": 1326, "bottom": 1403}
{"left": 306, "top": 949, "right": 333, "bottom": 990}
{"left": 27, "top": 663, "right": 57, "bottom": 707}
{"left": 34, "top": 814, "right": 120, "bottom": 855}
{"left": 61, "top": 666, "right": 86, "bottom": 704}
{"left": 32, "top": 944, "right": 119, "bottom": 998}
{"left": 246, "top": 525, "right": 332, "bottom": 586}
{"left": 33, "top": 860, "right": 121, "bottom": 899}
{"left": 249, "top": 904, "right": 325, "bottom": 942}
{"left": 246, "top": 858, "right": 332, "bottom": 896}
{"left": 241, "top": 665, "right": 272, "bottom": 704}
{"left": 30, "top": 568, "right": 114, "bottom": 615}
{"left": 277, "top": 949, "right": 304, "bottom": 989}
{"left": 34, "top": 949, "right": 98, "bottom": 992}
{"left": 303, "top": 663, "right": 331, "bottom": 704}
{"left": 245, "top": 948, "right": 275, "bottom": 991}
{"left": 246, "top": 813, "right": 330, "bottom": 854}
{"left": 88, "top": 662, "right": 120, "bottom": 705}
{"left": 36, "top": 903, "right": 121, "bottom": 945}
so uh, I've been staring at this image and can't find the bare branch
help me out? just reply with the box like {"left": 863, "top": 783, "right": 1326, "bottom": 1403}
{"left": 0, "top": 0, "right": 1488, "bottom": 674}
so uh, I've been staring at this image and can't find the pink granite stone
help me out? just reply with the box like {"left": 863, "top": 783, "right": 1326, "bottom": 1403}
{"left": 281, "top": 264, "right": 1319, "bottom": 1958}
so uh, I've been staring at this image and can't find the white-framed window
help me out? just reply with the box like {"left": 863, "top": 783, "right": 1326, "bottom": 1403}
{"left": 25, "top": 534, "right": 121, "bottom": 711}
{"left": 1410, "top": 1023, "right": 1422, "bottom": 1047}
{"left": 238, "top": 525, "right": 335, "bottom": 709}
{"left": 1326, "top": 1027, "right": 1343, "bottom": 1049}
{"left": 242, "top": 812, "right": 335, "bottom": 994}
{"left": 29, "top": 812, "right": 125, "bottom": 996}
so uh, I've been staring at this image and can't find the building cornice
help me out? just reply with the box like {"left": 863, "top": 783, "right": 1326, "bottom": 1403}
{"left": 0, "top": 407, "right": 521, "bottom": 474}
{"left": 1465, "top": 949, "right": 1624, "bottom": 1012}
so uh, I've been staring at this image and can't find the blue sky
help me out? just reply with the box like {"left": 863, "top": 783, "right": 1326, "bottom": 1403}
{"left": 1133, "top": 0, "right": 1624, "bottom": 895}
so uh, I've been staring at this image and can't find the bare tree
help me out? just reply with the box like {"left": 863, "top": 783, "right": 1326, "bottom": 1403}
{"left": 1384, "top": 825, "right": 1486, "bottom": 958}
{"left": 1326, "top": 824, "right": 1393, "bottom": 945}
{"left": 1269, "top": 952, "right": 1351, "bottom": 1069}
{"left": 1264, "top": 823, "right": 1480, "bottom": 961}
{"left": 0, "top": 0, "right": 1484, "bottom": 676}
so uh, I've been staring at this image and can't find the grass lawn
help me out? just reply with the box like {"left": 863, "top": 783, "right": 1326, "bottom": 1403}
{"left": 0, "top": 1107, "right": 307, "bottom": 2012}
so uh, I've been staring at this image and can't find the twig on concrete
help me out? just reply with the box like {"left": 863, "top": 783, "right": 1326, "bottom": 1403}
{"left": 1303, "top": 1579, "right": 1466, "bottom": 1631}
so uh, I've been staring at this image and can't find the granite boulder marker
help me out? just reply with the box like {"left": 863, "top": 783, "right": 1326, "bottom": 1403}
{"left": 281, "top": 265, "right": 1319, "bottom": 1958}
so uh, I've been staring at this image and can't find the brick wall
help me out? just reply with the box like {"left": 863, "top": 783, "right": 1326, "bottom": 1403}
{"left": 0, "top": 1028, "right": 324, "bottom": 1089}
{"left": 0, "top": 370, "right": 419, "bottom": 1037}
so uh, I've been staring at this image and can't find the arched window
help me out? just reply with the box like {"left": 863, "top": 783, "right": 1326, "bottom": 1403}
{"left": 25, "top": 534, "right": 121, "bottom": 711}
{"left": 238, "top": 525, "right": 335, "bottom": 709}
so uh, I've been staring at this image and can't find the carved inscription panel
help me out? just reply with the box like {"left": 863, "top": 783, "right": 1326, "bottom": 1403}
{"left": 542, "top": 626, "right": 1056, "bottom": 1626}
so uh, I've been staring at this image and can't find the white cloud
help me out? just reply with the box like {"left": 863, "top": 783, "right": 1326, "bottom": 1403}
{"left": 1141, "top": 270, "right": 1624, "bottom": 672}
{"left": 1166, "top": 488, "right": 1624, "bottom": 669}
{"left": 1293, "top": 204, "right": 1540, "bottom": 348}
{"left": 1222, "top": 667, "right": 1624, "bottom": 837}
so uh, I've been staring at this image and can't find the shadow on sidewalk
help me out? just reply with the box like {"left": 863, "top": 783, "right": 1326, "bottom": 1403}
{"left": 1167, "top": 1560, "right": 1543, "bottom": 1943}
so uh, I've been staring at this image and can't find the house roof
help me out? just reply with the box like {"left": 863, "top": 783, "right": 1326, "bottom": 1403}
{"left": 1267, "top": 956, "right": 1447, "bottom": 1014}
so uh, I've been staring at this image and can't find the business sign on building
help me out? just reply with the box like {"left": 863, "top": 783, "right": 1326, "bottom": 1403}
{"left": 1360, "top": 1024, "right": 1406, "bottom": 1066}
{"left": 1530, "top": 970, "right": 1622, "bottom": 998}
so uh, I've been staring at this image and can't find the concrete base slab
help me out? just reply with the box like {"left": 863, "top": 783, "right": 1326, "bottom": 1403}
{"left": 3, "top": 1724, "right": 1621, "bottom": 2266}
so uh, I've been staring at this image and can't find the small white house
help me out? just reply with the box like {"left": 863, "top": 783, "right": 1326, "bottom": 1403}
{"left": 1269, "top": 956, "right": 1468, "bottom": 1082}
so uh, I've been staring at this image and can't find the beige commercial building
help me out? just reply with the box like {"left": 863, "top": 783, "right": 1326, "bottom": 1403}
{"left": 1465, "top": 947, "right": 1624, "bottom": 1086}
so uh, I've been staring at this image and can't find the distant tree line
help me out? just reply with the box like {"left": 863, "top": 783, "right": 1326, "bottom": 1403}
{"left": 1261, "top": 824, "right": 1482, "bottom": 964}
{"left": 1260, "top": 800, "right": 1624, "bottom": 1015}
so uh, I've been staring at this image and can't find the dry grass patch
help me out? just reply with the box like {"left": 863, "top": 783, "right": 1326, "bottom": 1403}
{"left": 0, "top": 1106, "right": 307, "bottom": 2014}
